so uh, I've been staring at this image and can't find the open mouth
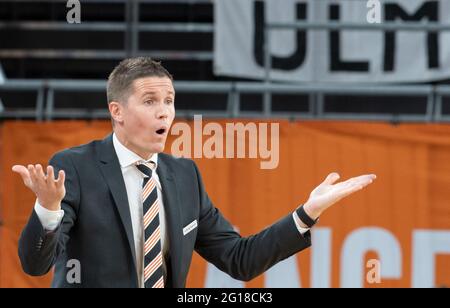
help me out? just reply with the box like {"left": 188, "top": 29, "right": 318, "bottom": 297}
{"left": 156, "top": 128, "right": 166, "bottom": 135}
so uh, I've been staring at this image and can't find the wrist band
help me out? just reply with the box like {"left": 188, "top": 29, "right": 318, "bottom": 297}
{"left": 296, "top": 205, "right": 319, "bottom": 228}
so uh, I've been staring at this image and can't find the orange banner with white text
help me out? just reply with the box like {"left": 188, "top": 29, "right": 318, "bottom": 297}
{"left": 0, "top": 120, "right": 449, "bottom": 288}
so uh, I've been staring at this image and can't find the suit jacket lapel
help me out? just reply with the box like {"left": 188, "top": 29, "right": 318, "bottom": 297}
{"left": 96, "top": 134, "right": 138, "bottom": 283}
{"left": 157, "top": 155, "right": 184, "bottom": 287}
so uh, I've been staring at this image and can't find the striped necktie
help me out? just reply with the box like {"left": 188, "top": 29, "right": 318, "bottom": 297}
{"left": 136, "top": 162, "right": 164, "bottom": 288}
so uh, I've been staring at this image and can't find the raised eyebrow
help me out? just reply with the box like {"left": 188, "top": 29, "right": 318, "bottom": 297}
{"left": 141, "top": 91, "right": 158, "bottom": 97}
{"left": 141, "top": 91, "right": 175, "bottom": 97}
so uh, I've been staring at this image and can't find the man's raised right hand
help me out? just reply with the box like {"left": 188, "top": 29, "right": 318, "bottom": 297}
{"left": 12, "top": 164, "right": 66, "bottom": 211}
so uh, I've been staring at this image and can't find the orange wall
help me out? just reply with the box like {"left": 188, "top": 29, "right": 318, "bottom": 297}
{"left": 1, "top": 120, "right": 449, "bottom": 288}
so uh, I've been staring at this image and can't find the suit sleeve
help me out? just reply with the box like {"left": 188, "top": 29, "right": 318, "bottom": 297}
{"left": 192, "top": 161, "right": 311, "bottom": 282}
{"left": 18, "top": 151, "right": 80, "bottom": 276}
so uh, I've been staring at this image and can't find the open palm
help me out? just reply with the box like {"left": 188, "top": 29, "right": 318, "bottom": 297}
{"left": 305, "top": 172, "right": 376, "bottom": 219}
{"left": 12, "top": 164, "right": 66, "bottom": 211}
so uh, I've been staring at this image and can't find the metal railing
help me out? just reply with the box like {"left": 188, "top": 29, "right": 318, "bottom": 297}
{"left": 0, "top": 79, "right": 448, "bottom": 122}
{"left": 1, "top": 0, "right": 450, "bottom": 123}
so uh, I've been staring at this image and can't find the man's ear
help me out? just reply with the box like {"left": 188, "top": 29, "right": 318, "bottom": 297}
{"left": 109, "top": 101, "right": 124, "bottom": 124}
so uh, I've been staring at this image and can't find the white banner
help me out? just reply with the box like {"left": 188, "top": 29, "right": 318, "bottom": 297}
{"left": 214, "top": 0, "right": 450, "bottom": 83}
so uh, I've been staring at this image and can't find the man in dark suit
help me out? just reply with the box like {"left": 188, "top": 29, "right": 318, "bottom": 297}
{"left": 12, "top": 57, "right": 376, "bottom": 288}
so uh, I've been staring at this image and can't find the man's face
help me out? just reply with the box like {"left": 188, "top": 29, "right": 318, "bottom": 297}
{"left": 112, "top": 76, "right": 175, "bottom": 158}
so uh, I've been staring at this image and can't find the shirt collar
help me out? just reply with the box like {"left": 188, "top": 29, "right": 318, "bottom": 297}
{"left": 112, "top": 133, "right": 158, "bottom": 170}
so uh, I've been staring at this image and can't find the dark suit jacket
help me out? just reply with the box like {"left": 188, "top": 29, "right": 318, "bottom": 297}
{"left": 18, "top": 134, "right": 311, "bottom": 287}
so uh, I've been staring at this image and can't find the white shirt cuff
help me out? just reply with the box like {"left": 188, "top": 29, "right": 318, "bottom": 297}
{"left": 292, "top": 211, "right": 310, "bottom": 235}
{"left": 34, "top": 200, "right": 64, "bottom": 231}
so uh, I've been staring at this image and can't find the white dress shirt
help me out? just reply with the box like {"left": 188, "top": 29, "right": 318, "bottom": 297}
{"left": 34, "top": 134, "right": 309, "bottom": 287}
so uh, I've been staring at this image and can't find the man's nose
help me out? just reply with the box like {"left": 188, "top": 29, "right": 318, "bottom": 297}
{"left": 156, "top": 104, "right": 169, "bottom": 119}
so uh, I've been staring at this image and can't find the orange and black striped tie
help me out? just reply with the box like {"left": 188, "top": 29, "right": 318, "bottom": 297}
{"left": 136, "top": 162, "right": 164, "bottom": 288}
